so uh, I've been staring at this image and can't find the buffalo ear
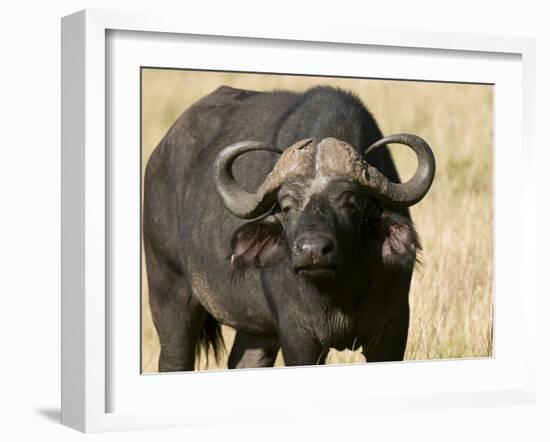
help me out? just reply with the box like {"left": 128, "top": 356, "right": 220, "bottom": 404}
{"left": 364, "top": 210, "right": 420, "bottom": 271}
{"left": 230, "top": 216, "right": 288, "bottom": 270}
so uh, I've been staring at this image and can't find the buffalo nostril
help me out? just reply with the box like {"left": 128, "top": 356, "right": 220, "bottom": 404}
{"left": 321, "top": 239, "right": 334, "bottom": 255}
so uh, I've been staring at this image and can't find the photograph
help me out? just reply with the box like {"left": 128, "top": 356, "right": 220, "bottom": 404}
{"left": 141, "top": 69, "right": 494, "bottom": 373}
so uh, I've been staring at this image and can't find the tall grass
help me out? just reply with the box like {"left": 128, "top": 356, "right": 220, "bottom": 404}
{"left": 141, "top": 69, "right": 493, "bottom": 372}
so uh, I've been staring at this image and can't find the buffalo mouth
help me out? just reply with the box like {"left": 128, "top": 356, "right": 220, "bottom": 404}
{"left": 295, "top": 263, "right": 338, "bottom": 279}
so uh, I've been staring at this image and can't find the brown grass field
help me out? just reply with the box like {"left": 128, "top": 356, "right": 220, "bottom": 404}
{"left": 141, "top": 69, "right": 493, "bottom": 372}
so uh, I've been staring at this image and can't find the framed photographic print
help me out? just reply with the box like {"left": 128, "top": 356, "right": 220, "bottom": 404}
{"left": 61, "top": 9, "right": 537, "bottom": 432}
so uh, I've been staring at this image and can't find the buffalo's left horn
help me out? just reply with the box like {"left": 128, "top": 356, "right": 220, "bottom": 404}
{"left": 213, "top": 141, "right": 282, "bottom": 219}
{"left": 360, "top": 134, "right": 436, "bottom": 207}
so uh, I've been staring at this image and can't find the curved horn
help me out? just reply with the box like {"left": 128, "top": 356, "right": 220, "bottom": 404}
{"left": 360, "top": 134, "right": 436, "bottom": 207}
{"left": 213, "top": 141, "right": 282, "bottom": 219}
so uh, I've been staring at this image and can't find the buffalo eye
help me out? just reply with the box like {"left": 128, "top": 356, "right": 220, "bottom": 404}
{"left": 279, "top": 195, "right": 298, "bottom": 215}
{"left": 338, "top": 191, "right": 358, "bottom": 211}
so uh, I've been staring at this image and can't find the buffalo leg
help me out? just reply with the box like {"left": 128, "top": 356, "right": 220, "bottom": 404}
{"left": 145, "top": 244, "right": 206, "bottom": 372}
{"left": 152, "top": 292, "right": 207, "bottom": 372}
{"left": 228, "top": 331, "right": 279, "bottom": 369}
{"left": 362, "top": 312, "right": 409, "bottom": 363}
{"left": 278, "top": 329, "right": 328, "bottom": 367}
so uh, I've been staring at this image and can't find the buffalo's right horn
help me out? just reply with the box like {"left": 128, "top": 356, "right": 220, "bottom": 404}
{"left": 213, "top": 141, "right": 282, "bottom": 219}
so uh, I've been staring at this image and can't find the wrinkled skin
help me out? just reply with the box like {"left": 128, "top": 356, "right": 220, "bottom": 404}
{"left": 143, "top": 85, "right": 421, "bottom": 371}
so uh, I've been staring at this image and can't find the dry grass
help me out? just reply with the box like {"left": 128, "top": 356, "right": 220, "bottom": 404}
{"left": 141, "top": 69, "right": 493, "bottom": 372}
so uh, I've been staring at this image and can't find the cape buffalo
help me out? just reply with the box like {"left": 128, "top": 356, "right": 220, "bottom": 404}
{"left": 143, "top": 85, "right": 435, "bottom": 371}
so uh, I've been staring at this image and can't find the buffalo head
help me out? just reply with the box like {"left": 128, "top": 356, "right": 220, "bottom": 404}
{"left": 214, "top": 135, "right": 435, "bottom": 281}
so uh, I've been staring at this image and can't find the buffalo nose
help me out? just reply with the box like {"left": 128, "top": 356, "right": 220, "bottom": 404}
{"left": 295, "top": 234, "right": 335, "bottom": 259}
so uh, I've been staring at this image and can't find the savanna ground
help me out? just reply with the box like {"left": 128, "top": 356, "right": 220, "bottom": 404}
{"left": 141, "top": 69, "right": 493, "bottom": 372}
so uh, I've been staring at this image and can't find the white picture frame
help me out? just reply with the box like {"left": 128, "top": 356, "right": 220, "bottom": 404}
{"left": 61, "top": 9, "right": 537, "bottom": 433}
